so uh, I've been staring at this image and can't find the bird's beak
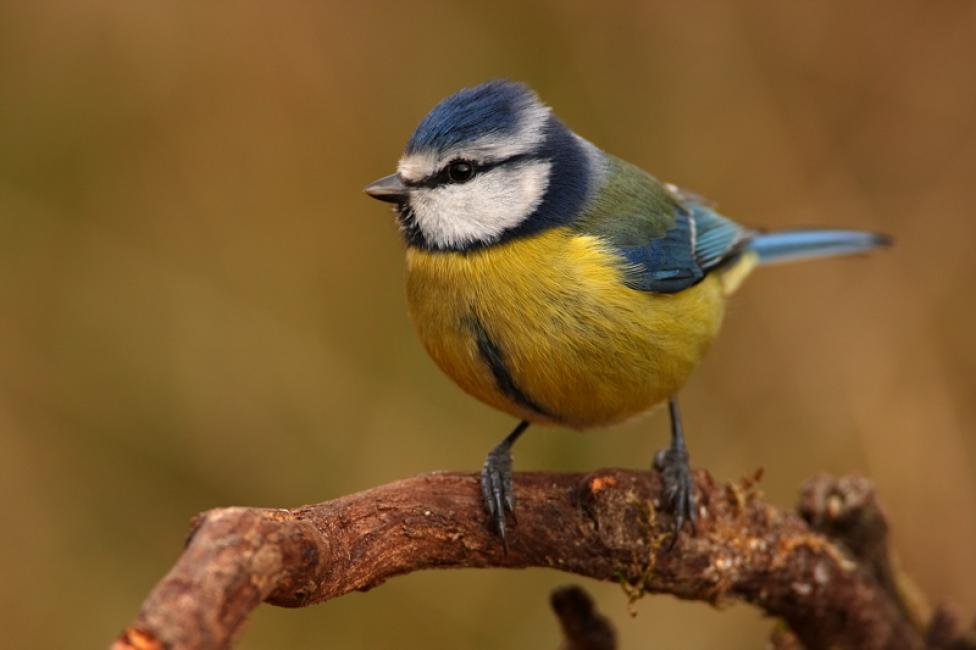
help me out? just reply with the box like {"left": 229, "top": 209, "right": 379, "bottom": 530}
{"left": 364, "top": 174, "right": 408, "bottom": 204}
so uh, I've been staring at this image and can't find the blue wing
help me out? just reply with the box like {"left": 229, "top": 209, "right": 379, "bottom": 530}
{"left": 619, "top": 202, "right": 751, "bottom": 292}
{"left": 616, "top": 192, "right": 752, "bottom": 293}
{"left": 617, "top": 210, "right": 704, "bottom": 292}
{"left": 574, "top": 158, "right": 752, "bottom": 293}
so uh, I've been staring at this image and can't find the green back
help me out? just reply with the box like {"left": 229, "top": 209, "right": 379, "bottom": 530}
{"left": 572, "top": 156, "right": 751, "bottom": 293}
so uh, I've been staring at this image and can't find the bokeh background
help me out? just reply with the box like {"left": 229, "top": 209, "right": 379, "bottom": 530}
{"left": 2, "top": 2, "right": 975, "bottom": 648}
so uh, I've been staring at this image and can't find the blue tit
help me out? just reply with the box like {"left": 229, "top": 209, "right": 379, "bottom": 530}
{"left": 365, "top": 80, "right": 889, "bottom": 547}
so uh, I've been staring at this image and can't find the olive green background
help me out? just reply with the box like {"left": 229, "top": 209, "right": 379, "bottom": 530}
{"left": 2, "top": 2, "right": 974, "bottom": 648}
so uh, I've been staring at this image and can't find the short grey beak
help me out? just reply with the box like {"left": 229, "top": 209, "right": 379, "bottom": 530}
{"left": 364, "top": 174, "right": 408, "bottom": 204}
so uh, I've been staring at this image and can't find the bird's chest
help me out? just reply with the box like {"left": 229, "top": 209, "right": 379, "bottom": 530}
{"left": 404, "top": 230, "right": 725, "bottom": 427}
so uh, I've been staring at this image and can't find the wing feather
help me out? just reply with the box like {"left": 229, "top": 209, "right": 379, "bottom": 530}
{"left": 574, "top": 157, "right": 751, "bottom": 293}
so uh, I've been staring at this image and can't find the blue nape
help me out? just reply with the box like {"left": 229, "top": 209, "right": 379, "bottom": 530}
{"left": 406, "top": 80, "right": 537, "bottom": 154}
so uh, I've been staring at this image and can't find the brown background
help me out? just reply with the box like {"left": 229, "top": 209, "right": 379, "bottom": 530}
{"left": 1, "top": 2, "right": 974, "bottom": 648}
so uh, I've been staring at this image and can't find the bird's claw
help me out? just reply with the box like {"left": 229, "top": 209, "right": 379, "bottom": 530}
{"left": 481, "top": 444, "right": 515, "bottom": 550}
{"left": 654, "top": 445, "right": 696, "bottom": 548}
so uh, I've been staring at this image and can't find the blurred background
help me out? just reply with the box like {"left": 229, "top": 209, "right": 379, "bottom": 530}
{"left": 1, "top": 2, "right": 974, "bottom": 648}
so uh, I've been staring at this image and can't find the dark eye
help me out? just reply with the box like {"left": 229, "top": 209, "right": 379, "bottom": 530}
{"left": 447, "top": 160, "right": 476, "bottom": 183}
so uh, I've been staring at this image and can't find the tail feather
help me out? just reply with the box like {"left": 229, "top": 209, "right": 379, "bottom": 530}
{"left": 748, "top": 228, "right": 891, "bottom": 266}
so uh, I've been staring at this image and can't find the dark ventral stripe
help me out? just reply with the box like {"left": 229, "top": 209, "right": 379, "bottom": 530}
{"left": 467, "top": 317, "right": 554, "bottom": 420}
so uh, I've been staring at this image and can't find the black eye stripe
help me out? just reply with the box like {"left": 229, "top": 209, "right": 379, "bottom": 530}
{"left": 402, "top": 153, "right": 543, "bottom": 189}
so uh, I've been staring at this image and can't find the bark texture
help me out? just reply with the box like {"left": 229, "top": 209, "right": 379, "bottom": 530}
{"left": 113, "top": 469, "right": 975, "bottom": 650}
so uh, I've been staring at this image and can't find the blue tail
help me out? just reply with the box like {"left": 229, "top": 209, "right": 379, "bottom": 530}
{"left": 748, "top": 228, "right": 891, "bottom": 266}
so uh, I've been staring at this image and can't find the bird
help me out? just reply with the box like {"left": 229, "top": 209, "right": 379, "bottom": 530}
{"left": 364, "top": 80, "right": 889, "bottom": 548}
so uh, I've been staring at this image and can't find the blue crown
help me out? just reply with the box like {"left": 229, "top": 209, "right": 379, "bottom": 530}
{"left": 405, "top": 80, "right": 540, "bottom": 154}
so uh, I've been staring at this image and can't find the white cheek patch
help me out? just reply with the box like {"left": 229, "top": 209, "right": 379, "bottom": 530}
{"left": 410, "top": 160, "right": 552, "bottom": 249}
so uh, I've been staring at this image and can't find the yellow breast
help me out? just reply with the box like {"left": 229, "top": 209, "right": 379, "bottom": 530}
{"left": 405, "top": 228, "right": 739, "bottom": 429}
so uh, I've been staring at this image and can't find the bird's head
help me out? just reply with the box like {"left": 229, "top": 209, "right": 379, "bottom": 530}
{"left": 365, "top": 80, "right": 596, "bottom": 251}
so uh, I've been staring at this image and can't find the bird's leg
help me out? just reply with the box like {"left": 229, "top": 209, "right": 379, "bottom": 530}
{"left": 654, "top": 398, "right": 697, "bottom": 547}
{"left": 481, "top": 420, "right": 530, "bottom": 550}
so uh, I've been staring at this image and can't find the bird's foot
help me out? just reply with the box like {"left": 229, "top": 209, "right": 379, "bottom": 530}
{"left": 654, "top": 444, "right": 697, "bottom": 548}
{"left": 481, "top": 440, "right": 516, "bottom": 550}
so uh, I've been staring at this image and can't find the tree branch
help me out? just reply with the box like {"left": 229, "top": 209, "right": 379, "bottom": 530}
{"left": 112, "top": 469, "right": 970, "bottom": 650}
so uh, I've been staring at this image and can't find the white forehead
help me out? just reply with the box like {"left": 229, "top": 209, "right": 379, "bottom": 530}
{"left": 397, "top": 102, "right": 551, "bottom": 183}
